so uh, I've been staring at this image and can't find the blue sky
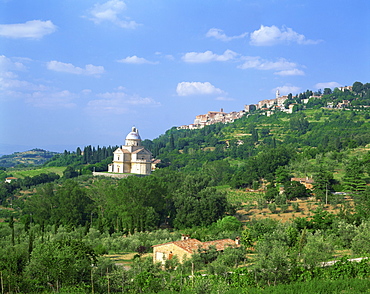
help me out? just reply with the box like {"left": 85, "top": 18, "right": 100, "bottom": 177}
{"left": 1, "top": 0, "right": 369, "bottom": 154}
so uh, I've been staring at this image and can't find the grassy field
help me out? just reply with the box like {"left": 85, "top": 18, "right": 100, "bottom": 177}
{"left": 10, "top": 166, "right": 66, "bottom": 178}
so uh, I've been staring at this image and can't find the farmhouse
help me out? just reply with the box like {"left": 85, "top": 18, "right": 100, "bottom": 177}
{"left": 291, "top": 177, "right": 314, "bottom": 190}
{"left": 153, "top": 235, "right": 240, "bottom": 264}
{"left": 107, "top": 127, "right": 152, "bottom": 175}
{"left": 5, "top": 177, "right": 18, "bottom": 183}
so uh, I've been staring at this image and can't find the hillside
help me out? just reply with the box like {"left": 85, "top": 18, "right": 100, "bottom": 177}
{"left": 142, "top": 82, "right": 368, "bottom": 165}
{"left": 0, "top": 148, "right": 59, "bottom": 168}
{"left": 1, "top": 82, "right": 370, "bottom": 293}
{"left": 148, "top": 107, "right": 370, "bottom": 170}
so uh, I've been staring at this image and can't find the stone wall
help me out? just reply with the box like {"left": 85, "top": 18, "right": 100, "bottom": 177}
{"left": 92, "top": 172, "right": 132, "bottom": 179}
{"left": 153, "top": 243, "right": 192, "bottom": 264}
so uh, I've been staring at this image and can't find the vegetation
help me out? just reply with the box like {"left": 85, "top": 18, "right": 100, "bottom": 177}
{"left": 1, "top": 81, "right": 370, "bottom": 293}
{"left": 0, "top": 149, "right": 58, "bottom": 168}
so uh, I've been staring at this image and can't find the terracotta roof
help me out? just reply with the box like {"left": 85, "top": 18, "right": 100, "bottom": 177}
{"left": 153, "top": 238, "right": 202, "bottom": 253}
{"left": 153, "top": 238, "right": 238, "bottom": 253}
{"left": 114, "top": 148, "right": 130, "bottom": 153}
{"left": 202, "top": 239, "right": 238, "bottom": 250}
{"left": 132, "top": 148, "right": 152, "bottom": 154}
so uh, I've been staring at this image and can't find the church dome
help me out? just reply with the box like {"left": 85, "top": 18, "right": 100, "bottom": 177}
{"left": 125, "top": 127, "right": 141, "bottom": 146}
{"left": 126, "top": 129, "right": 141, "bottom": 140}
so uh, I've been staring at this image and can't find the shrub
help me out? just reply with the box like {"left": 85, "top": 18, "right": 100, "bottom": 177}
{"left": 268, "top": 203, "right": 277, "bottom": 214}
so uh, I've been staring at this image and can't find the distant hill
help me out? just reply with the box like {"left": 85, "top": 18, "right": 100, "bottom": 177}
{"left": 0, "top": 149, "right": 59, "bottom": 168}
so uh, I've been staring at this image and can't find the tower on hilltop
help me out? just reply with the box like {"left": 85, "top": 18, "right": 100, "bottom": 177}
{"left": 276, "top": 89, "right": 280, "bottom": 99}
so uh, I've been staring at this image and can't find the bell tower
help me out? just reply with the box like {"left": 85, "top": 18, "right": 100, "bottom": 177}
{"left": 276, "top": 89, "right": 280, "bottom": 99}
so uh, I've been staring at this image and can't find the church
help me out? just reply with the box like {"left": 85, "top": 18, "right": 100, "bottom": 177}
{"left": 107, "top": 127, "right": 152, "bottom": 175}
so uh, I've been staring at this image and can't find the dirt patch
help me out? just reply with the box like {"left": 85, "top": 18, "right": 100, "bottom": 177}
{"left": 105, "top": 252, "right": 152, "bottom": 269}
{"left": 237, "top": 194, "right": 354, "bottom": 223}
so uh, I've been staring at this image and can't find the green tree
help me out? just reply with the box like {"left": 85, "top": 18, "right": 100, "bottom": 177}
{"left": 284, "top": 181, "right": 311, "bottom": 200}
{"left": 0, "top": 243, "right": 29, "bottom": 292}
{"left": 275, "top": 166, "right": 292, "bottom": 184}
{"left": 301, "top": 231, "right": 334, "bottom": 270}
{"left": 9, "top": 215, "right": 15, "bottom": 246}
{"left": 313, "top": 166, "right": 334, "bottom": 203}
{"left": 23, "top": 183, "right": 55, "bottom": 226}
{"left": 107, "top": 176, "right": 167, "bottom": 233}
{"left": 25, "top": 239, "right": 97, "bottom": 291}
{"left": 352, "top": 81, "right": 364, "bottom": 95}
{"left": 264, "top": 183, "right": 278, "bottom": 202}
{"left": 215, "top": 216, "right": 241, "bottom": 232}
{"left": 342, "top": 158, "right": 367, "bottom": 193}
{"left": 251, "top": 127, "right": 259, "bottom": 142}
{"left": 351, "top": 221, "right": 370, "bottom": 255}
{"left": 174, "top": 185, "right": 231, "bottom": 229}
{"left": 53, "top": 180, "right": 94, "bottom": 227}
{"left": 201, "top": 160, "right": 232, "bottom": 186}
{"left": 289, "top": 115, "right": 310, "bottom": 134}
{"left": 63, "top": 165, "right": 78, "bottom": 179}
{"left": 254, "top": 238, "right": 292, "bottom": 286}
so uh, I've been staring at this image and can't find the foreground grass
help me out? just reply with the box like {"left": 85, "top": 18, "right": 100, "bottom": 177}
{"left": 246, "top": 278, "right": 370, "bottom": 294}
{"left": 153, "top": 278, "right": 370, "bottom": 294}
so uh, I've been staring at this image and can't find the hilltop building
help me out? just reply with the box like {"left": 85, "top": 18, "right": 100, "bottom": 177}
{"left": 107, "top": 127, "right": 152, "bottom": 175}
{"left": 338, "top": 86, "right": 353, "bottom": 92}
{"left": 178, "top": 108, "right": 245, "bottom": 130}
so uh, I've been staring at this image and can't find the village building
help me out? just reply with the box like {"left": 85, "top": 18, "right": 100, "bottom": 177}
{"left": 107, "top": 127, "right": 152, "bottom": 175}
{"left": 5, "top": 177, "right": 18, "bottom": 183}
{"left": 291, "top": 177, "right": 315, "bottom": 190}
{"left": 153, "top": 235, "right": 240, "bottom": 264}
{"left": 244, "top": 104, "right": 256, "bottom": 112}
{"left": 338, "top": 86, "right": 353, "bottom": 92}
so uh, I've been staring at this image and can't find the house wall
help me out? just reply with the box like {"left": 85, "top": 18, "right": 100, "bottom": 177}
{"left": 153, "top": 243, "right": 192, "bottom": 264}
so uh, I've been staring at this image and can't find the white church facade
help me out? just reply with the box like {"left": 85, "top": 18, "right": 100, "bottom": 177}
{"left": 108, "top": 127, "right": 152, "bottom": 175}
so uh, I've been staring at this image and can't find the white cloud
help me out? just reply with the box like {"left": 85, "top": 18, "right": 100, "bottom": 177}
{"left": 88, "top": 0, "right": 139, "bottom": 29}
{"left": 0, "top": 20, "right": 57, "bottom": 39}
{"left": 176, "top": 82, "right": 225, "bottom": 96}
{"left": 0, "top": 55, "right": 27, "bottom": 74}
{"left": 155, "top": 52, "right": 175, "bottom": 60}
{"left": 81, "top": 89, "right": 92, "bottom": 95}
{"left": 46, "top": 60, "right": 105, "bottom": 76}
{"left": 275, "top": 68, "right": 305, "bottom": 76}
{"left": 239, "top": 57, "right": 296, "bottom": 70}
{"left": 206, "top": 28, "right": 247, "bottom": 42}
{"left": 273, "top": 85, "right": 301, "bottom": 95}
{"left": 0, "top": 63, "right": 47, "bottom": 93}
{"left": 182, "top": 50, "right": 238, "bottom": 63}
{"left": 88, "top": 90, "right": 160, "bottom": 115}
{"left": 117, "top": 56, "right": 158, "bottom": 64}
{"left": 26, "top": 90, "right": 77, "bottom": 108}
{"left": 315, "top": 82, "right": 342, "bottom": 89}
{"left": 0, "top": 74, "right": 71, "bottom": 108}
{"left": 250, "top": 25, "right": 321, "bottom": 46}
{"left": 0, "top": 55, "right": 80, "bottom": 108}
{"left": 239, "top": 56, "right": 304, "bottom": 75}
{"left": 0, "top": 78, "right": 45, "bottom": 92}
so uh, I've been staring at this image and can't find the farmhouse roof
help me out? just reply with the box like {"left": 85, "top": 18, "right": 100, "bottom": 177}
{"left": 152, "top": 238, "right": 238, "bottom": 253}
{"left": 202, "top": 239, "right": 238, "bottom": 250}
